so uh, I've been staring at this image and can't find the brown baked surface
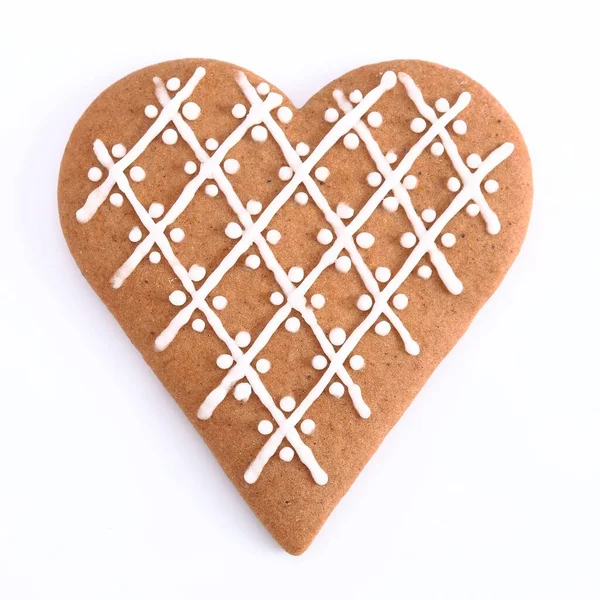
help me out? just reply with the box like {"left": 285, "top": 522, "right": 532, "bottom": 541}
{"left": 58, "top": 58, "right": 532, "bottom": 554}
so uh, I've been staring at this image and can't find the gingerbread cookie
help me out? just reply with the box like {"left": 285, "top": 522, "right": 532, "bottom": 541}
{"left": 58, "top": 59, "right": 532, "bottom": 554}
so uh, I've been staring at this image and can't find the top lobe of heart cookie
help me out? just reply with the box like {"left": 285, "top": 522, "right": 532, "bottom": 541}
{"left": 58, "top": 59, "right": 532, "bottom": 554}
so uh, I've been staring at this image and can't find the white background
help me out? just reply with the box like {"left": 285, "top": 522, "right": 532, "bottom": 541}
{"left": 1, "top": 1, "right": 599, "bottom": 598}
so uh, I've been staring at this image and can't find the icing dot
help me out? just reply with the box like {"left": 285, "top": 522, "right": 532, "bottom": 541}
{"left": 317, "top": 229, "right": 334, "bottom": 245}
{"left": 224, "top": 158, "right": 240, "bottom": 174}
{"left": 212, "top": 295, "right": 228, "bottom": 310}
{"left": 129, "top": 226, "right": 142, "bottom": 242}
{"left": 109, "top": 193, "right": 123, "bottom": 207}
{"left": 435, "top": 98, "right": 450, "bottom": 112}
{"left": 144, "top": 105, "right": 158, "bottom": 118}
{"left": 324, "top": 108, "right": 339, "bottom": 123}
{"left": 422, "top": 208, "right": 436, "bottom": 223}
{"left": 285, "top": 317, "right": 301, "bottom": 332}
{"left": 410, "top": 117, "right": 426, "bottom": 133}
{"left": 466, "top": 203, "right": 480, "bottom": 216}
{"left": 232, "top": 103, "right": 247, "bottom": 118}
{"left": 393, "top": 293, "right": 409, "bottom": 310}
{"left": 300, "top": 419, "right": 316, "bottom": 435}
{"left": 431, "top": 142, "right": 444, "bottom": 156}
{"left": 356, "top": 232, "right": 375, "bottom": 249}
{"left": 170, "top": 228, "right": 185, "bottom": 242}
{"left": 329, "top": 382, "right": 344, "bottom": 398}
{"left": 315, "top": 166, "right": 330, "bottom": 182}
{"left": 386, "top": 151, "right": 398, "bottom": 164}
{"left": 277, "top": 106, "right": 293, "bottom": 123}
{"left": 225, "top": 222, "right": 243, "bottom": 239}
{"left": 205, "top": 184, "right": 218, "bottom": 197}
{"left": 88, "top": 167, "right": 102, "bottom": 182}
{"left": 441, "top": 232, "right": 456, "bottom": 248}
{"left": 247, "top": 200, "right": 262, "bottom": 215}
{"left": 251, "top": 125, "right": 268, "bottom": 142}
{"left": 453, "top": 120, "right": 467, "bottom": 135}
{"left": 417, "top": 265, "right": 432, "bottom": 279}
{"left": 256, "top": 82, "right": 270, "bottom": 95}
{"left": 205, "top": 138, "right": 218, "bottom": 151}
{"left": 234, "top": 382, "right": 251, "bottom": 401}
{"left": 467, "top": 153, "right": 482, "bottom": 169}
{"left": 184, "top": 161, "right": 197, "bottom": 174}
{"left": 295, "top": 192, "right": 308, "bottom": 205}
{"left": 130, "top": 166, "right": 146, "bottom": 182}
{"left": 256, "top": 358, "right": 271, "bottom": 373}
{"left": 349, "top": 355, "right": 365, "bottom": 370}
{"left": 367, "top": 112, "right": 383, "bottom": 127}
{"left": 382, "top": 196, "right": 399, "bottom": 212}
{"left": 216, "top": 354, "right": 233, "bottom": 369}
{"left": 166, "top": 77, "right": 180, "bottom": 91}
{"left": 162, "top": 128, "right": 178, "bottom": 145}
{"left": 149, "top": 251, "right": 161, "bottom": 264}
{"left": 149, "top": 202, "right": 164, "bottom": 219}
{"left": 235, "top": 331, "right": 251, "bottom": 348}
{"left": 280, "top": 396, "right": 296, "bottom": 412}
{"left": 349, "top": 90, "right": 363, "bottom": 103}
{"left": 111, "top": 144, "right": 126, "bottom": 158}
{"left": 312, "top": 355, "right": 328, "bottom": 370}
{"left": 169, "top": 290, "right": 186, "bottom": 306}
{"left": 329, "top": 327, "right": 346, "bottom": 346}
{"left": 191, "top": 318, "right": 205, "bottom": 332}
{"left": 258, "top": 420, "right": 274, "bottom": 435}
{"left": 375, "top": 266, "right": 391, "bottom": 283}
{"left": 266, "top": 230, "right": 281, "bottom": 245}
{"left": 403, "top": 175, "right": 417, "bottom": 190}
{"left": 245, "top": 254, "right": 261, "bottom": 269}
{"left": 484, "top": 179, "right": 499, "bottom": 193}
{"left": 182, "top": 102, "right": 201, "bottom": 120}
{"left": 336, "top": 203, "right": 354, "bottom": 219}
{"left": 288, "top": 266, "right": 304, "bottom": 283}
{"left": 375, "top": 321, "right": 391, "bottom": 336}
{"left": 447, "top": 177, "right": 461, "bottom": 192}
{"left": 279, "top": 166, "right": 293, "bottom": 181}
{"left": 296, "top": 143, "right": 309, "bottom": 156}
{"left": 335, "top": 256, "right": 352, "bottom": 273}
{"left": 400, "top": 232, "right": 417, "bottom": 248}
{"left": 189, "top": 264, "right": 205, "bottom": 281}
{"left": 279, "top": 447, "right": 294, "bottom": 462}
{"left": 344, "top": 133, "right": 359, "bottom": 150}
{"left": 311, "top": 294, "right": 325, "bottom": 309}
{"left": 357, "top": 294, "right": 373, "bottom": 311}
{"left": 367, "top": 172, "right": 383, "bottom": 187}
{"left": 270, "top": 291, "right": 284, "bottom": 305}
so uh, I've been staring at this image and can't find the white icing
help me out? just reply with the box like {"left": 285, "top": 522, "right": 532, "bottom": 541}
{"left": 336, "top": 203, "right": 354, "bottom": 219}
{"left": 266, "top": 229, "right": 281, "bottom": 244}
{"left": 296, "top": 143, "right": 309, "bottom": 157}
{"left": 312, "top": 355, "right": 327, "bottom": 370}
{"left": 392, "top": 293, "right": 408, "bottom": 310}
{"left": 232, "top": 103, "right": 247, "bottom": 118}
{"left": 417, "top": 265, "right": 432, "bottom": 279}
{"left": 367, "top": 172, "right": 383, "bottom": 187}
{"left": 324, "top": 108, "right": 339, "bottom": 123}
{"left": 400, "top": 232, "right": 417, "bottom": 248}
{"left": 166, "top": 77, "right": 180, "bottom": 91}
{"left": 356, "top": 232, "right": 374, "bottom": 249}
{"left": 170, "top": 227, "right": 185, "bottom": 242}
{"left": 149, "top": 251, "right": 161, "bottom": 264}
{"left": 149, "top": 202, "right": 164, "bottom": 219}
{"left": 335, "top": 255, "right": 352, "bottom": 273}
{"left": 224, "top": 158, "right": 240, "bottom": 174}
{"left": 256, "top": 82, "right": 270, "bottom": 96}
{"left": 278, "top": 166, "right": 293, "bottom": 181}
{"left": 349, "top": 355, "right": 365, "bottom": 370}
{"left": 310, "top": 294, "right": 325, "bottom": 309}
{"left": 205, "top": 138, "right": 218, "bottom": 151}
{"left": 484, "top": 179, "right": 499, "bottom": 193}
{"left": 189, "top": 264, "right": 205, "bottom": 281}
{"left": 375, "top": 266, "right": 391, "bottom": 282}
{"left": 294, "top": 191, "right": 308, "bottom": 205}
{"left": 191, "top": 318, "right": 205, "bottom": 332}
{"left": 129, "top": 226, "right": 142, "bottom": 242}
{"left": 285, "top": 317, "right": 301, "bottom": 332}
{"left": 466, "top": 203, "right": 480, "bottom": 216}
{"left": 374, "top": 321, "right": 391, "bottom": 336}
{"left": 441, "top": 233, "right": 456, "bottom": 248}
{"left": 217, "top": 354, "right": 234, "bottom": 369}
{"left": 466, "top": 153, "right": 482, "bottom": 169}
{"left": 235, "top": 332, "right": 251, "bottom": 348}
{"left": 356, "top": 294, "right": 373, "bottom": 311}
{"left": 315, "top": 166, "right": 330, "bottom": 182}
{"left": 386, "top": 151, "right": 398, "bottom": 164}
{"left": 212, "top": 295, "right": 228, "bottom": 310}
{"left": 279, "top": 447, "right": 294, "bottom": 462}
{"left": 403, "top": 175, "right": 417, "bottom": 190}
{"left": 349, "top": 90, "right": 363, "bottom": 103}
{"left": 251, "top": 125, "right": 268, "bottom": 142}
{"left": 288, "top": 266, "right": 304, "bottom": 283}
{"left": 382, "top": 196, "right": 399, "bottom": 212}
{"left": 270, "top": 291, "right": 284, "bottom": 305}
{"left": 225, "top": 222, "right": 243, "bottom": 239}
{"left": 435, "top": 98, "right": 450, "bottom": 113}
{"left": 300, "top": 419, "right": 315, "bottom": 435}
{"left": 234, "top": 382, "right": 251, "bottom": 401}
{"left": 88, "top": 167, "right": 102, "bottom": 182}
{"left": 144, "top": 105, "right": 158, "bottom": 118}
{"left": 169, "top": 290, "right": 186, "bottom": 306}
{"left": 245, "top": 254, "right": 261, "bottom": 269}
{"left": 205, "top": 184, "right": 219, "bottom": 197}
{"left": 182, "top": 102, "right": 201, "bottom": 120}
{"left": 109, "top": 193, "right": 123, "bottom": 207}
{"left": 258, "top": 420, "right": 274, "bottom": 435}
{"left": 184, "top": 161, "right": 197, "bottom": 174}
{"left": 112, "top": 144, "right": 126, "bottom": 158}
{"left": 448, "top": 177, "right": 461, "bottom": 192}
{"left": 130, "top": 166, "right": 146, "bottom": 182}
{"left": 367, "top": 112, "right": 383, "bottom": 127}
{"left": 453, "top": 120, "right": 467, "bottom": 135}
{"left": 422, "top": 208, "right": 436, "bottom": 223}
{"left": 329, "top": 327, "right": 346, "bottom": 346}
{"left": 280, "top": 396, "right": 296, "bottom": 412}
{"left": 329, "top": 382, "right": 344, "bottom": 398}
{"left": 256, "top": 358, "right": 271, "bottom": 373}
{"left": 344, "top": 133, "right": 359, "bottom": 149}
{"left": 317, "top": 229, "right": 334, "bottom": 245}
{"left": 247, "top": 200, "right": 262, "bottom": 215}
{"left": 277, "top": 106, "right": 293, "bottom": 123}
{"left": 431, "top": 142, "right": 444, "bottom": 156}
{"left": 410, "top": 117, "right": 426, "bottom": 133}
{"left": 162, "top": 128, "right": 178, "bottom": 145}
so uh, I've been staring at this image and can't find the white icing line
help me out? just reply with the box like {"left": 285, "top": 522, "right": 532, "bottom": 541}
{"left": 334, "top": 91, "right": 463, "bottom": 295}
{"left": 397, "top": 72, "right": 501, "bottom": 235}
{"left": 76, "top": 67, "right": 206, "bottom": 223}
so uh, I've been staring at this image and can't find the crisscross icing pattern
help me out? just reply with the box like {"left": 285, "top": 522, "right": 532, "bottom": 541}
{"left": 77, "top": 65, "right": 514, "bottom": 487}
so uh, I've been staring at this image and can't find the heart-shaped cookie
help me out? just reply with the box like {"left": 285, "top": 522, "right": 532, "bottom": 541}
{"left": 58, "top": 59, "right": 532, "bottom": 554}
